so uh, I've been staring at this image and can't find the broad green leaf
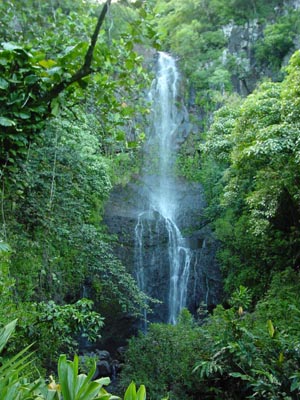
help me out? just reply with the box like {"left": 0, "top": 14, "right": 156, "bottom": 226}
{"left": 51, "top": 99, "right": 60, "bottom": 116}
{"left": 14, "top": 112, "right": 31, "bottom": 119}
{"left": 58, "top": 355, "right": 114, "bottom": 400}
{"left": 291, "top": 379, "right": 300, "bottom": 392}
{"left": 278, "top": 352, "right": 284, "bottom": 365}
{"left": 58, "top": 355, "right": 74, "bottom": 400}
{"left": 0, "top": 319, "right": 17, "bottom": 353}
{"left": 139, "top": 8, "right": 147, "bottom": 19}
{"left": 229, "top": 372, "right": 251, "bottom": 381}
{"left": 125, "top": 59, "right": 134, "bottom": 70}
{"left": 94, "top": 377, "right": 111, "bottom": 387}
{"left": 126, "top": 41, "right": 134, "bottom": 51}
{"left": 136, "top": 385, "right": 146, "bottom": 400}
{"left": 76, "top": 380, "right": 101, "bottom": 400}
{"left": 0, "top": 241, "right": 11, "bottom": 252}
{"left": 39, "top": 59, "right": 57, "bottom": 69}
{"left": 62, "top": 45, "right": 78, "bottom": 57}
{"left": 267, "top": 319, "right": 275, "bottom": 338}
{"left": 124, "top": 382, "right": 137, "bottom": 400}
{"left": 75, "top": 371, "right": 99, "bottom": 399}
{"left": 0, "top": 117, "right": 15, "bottom": 127}
{"left": 47, "top": 66, "right": 63, "bottom": 76}
{"left": 0, "top": 56, "right": 8, "bottom": 66}
{"left": 24, "top": 74, "right": 39, "bottom": 84}
{"left": 60, "top": 42, "right": 88, "bottom": 61}
{"left": 0, "top": 77, "right": 8, "bottom": 90}
{"left": 2, "top": 42, "right": 24, "bottom": 51}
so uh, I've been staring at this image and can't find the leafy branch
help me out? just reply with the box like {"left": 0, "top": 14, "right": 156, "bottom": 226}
{"left": 38, "top": 0, "right": 112, "bottom": 105}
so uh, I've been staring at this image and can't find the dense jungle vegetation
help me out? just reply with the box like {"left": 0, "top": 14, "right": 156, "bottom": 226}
{"left": 1, "top": 0, "right": 300, "bottom": 399}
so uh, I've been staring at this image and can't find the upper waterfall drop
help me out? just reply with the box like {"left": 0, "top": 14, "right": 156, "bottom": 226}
{"left": 134, "top": 52, "right": 192, "bottom": 325}
{"left": 147, "top": 52, "right": 180, "bottom": 220}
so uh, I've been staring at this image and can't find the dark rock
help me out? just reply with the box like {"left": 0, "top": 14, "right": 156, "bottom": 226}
{"left": 111, "top": 359, "right": 121, "bottom": 375}
{"left": 96, "top": 360, "right": 111, "bottom": 378}
{"left": 103, "top": 178, "right": 223, "bottom": 323}
{"left": 116, "top": 346, "right": 127, "bottom": 361}
{"left": 96, "top": 350, "right": 111, "bottom": 361}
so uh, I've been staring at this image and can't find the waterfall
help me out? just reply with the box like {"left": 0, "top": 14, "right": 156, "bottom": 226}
{"left": 134, "top": 52, "right": 192, "bottom": 325}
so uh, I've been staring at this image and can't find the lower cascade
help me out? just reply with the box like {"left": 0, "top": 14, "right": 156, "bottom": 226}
{"left": 135, "top": 210, "right": 192, "bottom": 325}
{"left": 104, "top": 52, "right": 222, "bottom": 326}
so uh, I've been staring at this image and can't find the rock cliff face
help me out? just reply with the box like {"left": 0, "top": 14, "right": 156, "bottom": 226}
{"left": 216, "top": 1, "right": 300, "bottom": 97}
{"left": 221, "top": 19, "right": 263, "bottom": 95}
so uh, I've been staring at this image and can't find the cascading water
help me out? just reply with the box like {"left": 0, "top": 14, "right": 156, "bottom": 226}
{"left": 134, "top": 52, "right": 193, "bottom": 325}
{"left": 103, "top": 52, "right": 222, "bottom": 332}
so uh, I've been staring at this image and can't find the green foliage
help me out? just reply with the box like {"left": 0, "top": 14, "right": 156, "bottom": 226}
{"left": 120, "top": 310, "right": 202, "bottom": 400}
{"left": 124, "top": 382, "right": 146, "bottom": 400}
{"left": 0, "top": 319, "right": 17, "bottom": 353}
{"left": 255, "top": 269, "right": 300, "bottom": 334}
{"left": 0, "top": 0, "right": 156, "bottom": 373}
{"left": 122, "top": 272, "right": 300, "bottom": 399}
{"left": 152, "top": 0, "right": 298, "bottom": 120}
{"left": 0, "top": 319, "right": 144, "bottom": 400}
{"left": 255, "top": 13, "right": 300, "bottom": 70}
{"left": 0, "top": 41, "right": 48, "bottom": 164}
{"left": 108, "top": 151, "right": 142, "bottom": 187}
{"left": 199, "top": 50, "right": 300, "bottom": 298}
{"left": 34, "top": 299, "right": 104, "bottom": 355}
{"left": 0, "top": 320, "right": 41, "bottom": 400}
{"left": 0, "top": 241, "right": 11, "bottom": 252}
{"left": 0, "top": 103, "right": 151, "bottom": 368}
{"left": 228, "top": 285, "right": 252, "bottom": 311}
{"left": 0, "top": 299, "right": 104, "bottom": 373}
{"left": 154, "top": 0, "right": 230, "bottom": 103}
{"left": 175, "top": 143, "right": 202, "bottom": 182}
{"left": 54, "top": 354, "right": 118, "bottom": 400}
{"left": 255, "top": 24, "right": 293, "bottom": 69}
{"left": 0, "top": 249, "right": 16, "bottom": 316}
{"left": 0, "top": 0, "right": 154, "bottom": 174}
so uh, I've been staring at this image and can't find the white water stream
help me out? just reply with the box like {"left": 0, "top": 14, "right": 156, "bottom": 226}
{"left": 134, "top": 52, "right": 192, "bottom": 325}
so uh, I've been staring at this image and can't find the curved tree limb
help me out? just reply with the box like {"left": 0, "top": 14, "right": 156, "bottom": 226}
{"left": 38, "top": 0, "right": 112, "bottom": 105}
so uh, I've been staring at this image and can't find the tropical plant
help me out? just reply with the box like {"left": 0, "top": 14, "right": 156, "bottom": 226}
{"left": 0, "top": 319, "right": 147, "bottom": 400}
{"left": 0, "top": 319, "right": 41, "bottom": 400}
{"left": 123, "top": 382, "right": 146, "bottom": 400}
{"left": 120, "top": 309, "right": 202, "bottom": 400}
{"left": 228, "top": 285, "right": 252, "bottom": 312}
{"left": 47, "top": 354, "right": 119, "bottom": 400}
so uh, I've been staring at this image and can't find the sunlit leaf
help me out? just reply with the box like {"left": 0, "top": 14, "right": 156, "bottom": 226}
{"left": 124, "top": 382, "right": 137, "bottom": 400}
{"left": 39, "top": 59, "right": 57, "bottom": 69}
{"left": 2, "top": 42, "right": 24, "bottom": 51}
{"left": 0, "top": 116, "right": 15, "bottom": 126}
{"left": 267, "top": 319, "right": 275, "bottom": 338}
{"left": 0, "top": 77, "right": 9, "bottom": 89}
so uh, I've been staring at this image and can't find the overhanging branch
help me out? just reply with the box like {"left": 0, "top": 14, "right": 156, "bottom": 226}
{"left": 38, "top": 0, "right": 112, "bottom": 105}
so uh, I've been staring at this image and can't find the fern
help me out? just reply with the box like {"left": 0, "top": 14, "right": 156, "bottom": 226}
{"left": 193, "top": 360, "right": 224, "bottom": 378}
